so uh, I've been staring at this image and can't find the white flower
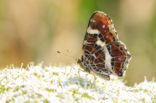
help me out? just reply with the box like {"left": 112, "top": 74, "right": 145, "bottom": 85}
{"left": 0, "top": 63, "right": 155, "bottom": 103}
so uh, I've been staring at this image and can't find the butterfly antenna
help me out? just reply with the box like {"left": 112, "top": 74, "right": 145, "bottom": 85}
{"left": 56, "top": 50, "right": 78, "bottom": 63}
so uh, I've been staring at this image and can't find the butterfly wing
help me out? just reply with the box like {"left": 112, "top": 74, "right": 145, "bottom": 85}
{"left": 78, "top": 11, "right": 131, "bottom": 79}
{"left": 106, "top": 41, "right": 131, "bottom": 76}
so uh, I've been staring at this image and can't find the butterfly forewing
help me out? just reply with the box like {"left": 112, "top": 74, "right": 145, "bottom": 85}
{"left": 78, "top": 11, "right": 131, "bottom": 80}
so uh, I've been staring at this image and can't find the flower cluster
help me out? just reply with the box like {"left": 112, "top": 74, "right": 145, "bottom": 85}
{"left": 0, "top": 63, "right": 155, "bottom": 103}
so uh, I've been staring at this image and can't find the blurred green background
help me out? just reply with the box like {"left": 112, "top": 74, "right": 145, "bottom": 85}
{"left": 0, "top": 0, "right": 156, "bottom": 85}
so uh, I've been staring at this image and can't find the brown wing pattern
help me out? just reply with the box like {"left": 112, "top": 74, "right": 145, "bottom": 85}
{"left": 78, "top": 11, "right": 131, "bottom": 80}
{"left": 106, "top": 41, "right": 131, "bottom": 76}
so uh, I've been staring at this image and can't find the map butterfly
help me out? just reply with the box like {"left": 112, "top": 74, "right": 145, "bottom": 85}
{"left": 78, "top": 11, "right": 132, "bottom": 80}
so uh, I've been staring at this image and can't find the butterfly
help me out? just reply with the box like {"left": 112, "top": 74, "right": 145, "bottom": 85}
{"left": 77, "top": 11, "right": 132, "bottom": 80}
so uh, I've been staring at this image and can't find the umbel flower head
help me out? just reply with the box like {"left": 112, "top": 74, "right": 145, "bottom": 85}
{"left": 0, "top": 63, "right": 155, "bottom": 103}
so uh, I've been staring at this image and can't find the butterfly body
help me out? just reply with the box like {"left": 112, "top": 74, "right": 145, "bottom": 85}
{"left": 78, "top": 11, "right": 131, "bottom": 80}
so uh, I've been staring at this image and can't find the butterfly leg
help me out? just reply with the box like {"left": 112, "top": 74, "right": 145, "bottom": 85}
{"left": 77, "top": 59, "right": 91, "bottom": 73}
{"left": 98, "top": 73, "right": 110, "bottom": 80}
{"left": 92, "top": 73, "right": 97, "bottom": 83}
{"left": 83, "top": 67, "right": 91, "bottom": 73}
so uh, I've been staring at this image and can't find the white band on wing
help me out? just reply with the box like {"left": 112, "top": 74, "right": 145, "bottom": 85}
{"left": 87, "top": 26, "right": 100, "bottom": 34}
